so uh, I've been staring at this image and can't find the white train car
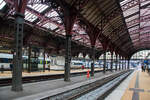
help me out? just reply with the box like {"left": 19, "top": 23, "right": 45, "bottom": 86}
{"left": 71, "top": 60, "right": 84, "bottom": 68}
{"left": 0, "top": 53, "right": 13, "bottom": 69}
{"left": 0, "top": 53, "right": 51, "bottom": 70}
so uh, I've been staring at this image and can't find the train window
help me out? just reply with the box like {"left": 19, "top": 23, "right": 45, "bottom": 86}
{"left": 0, "top": 58, "right": 4, "bottom": 63}
{"left": 0, "top": 58, "right": 9, "bottom": 63}
{"left": 74, "top": 63, "right": 83, "bottom": 65}
{"left": 8, "top": 59, "right": 12, "bottom": 63}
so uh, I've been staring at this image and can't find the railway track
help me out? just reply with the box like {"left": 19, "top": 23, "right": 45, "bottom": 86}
{"left": 0, "top": 70, "right": 107, "bottom": 87}
{"left": 40, "top": 70, "right": 133, "bottom": 100}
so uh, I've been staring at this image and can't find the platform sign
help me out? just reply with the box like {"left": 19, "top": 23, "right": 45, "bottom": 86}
{"left": 144, "top": 60, "right": 148, "bottom": 64}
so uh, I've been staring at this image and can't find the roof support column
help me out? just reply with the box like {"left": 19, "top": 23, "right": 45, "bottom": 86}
{"left": 90, "top": 46, "right": 95, "bottom": 76}
{"left": 63, "top": 7, "right": 77, "bottom": 81}
{"left": 120, "top": 56, "right": 122, "bottom": 70}
{"left": 43, "top": 49, "right": 46, "bottom": 72}
{"left": 124, "top": 58, "right": 125, "bottom": 70}
{"left": 128, "top": 59, "right": 130, "bottom": 69}
{"left": 119, "top": 55, "right": 121, "bottom": 70}
{"left": 11, "top": 0, "right": 27, "bottom": 92}
{"left": 123, "top": 57, "right": 124, "bottom": 70}
{"left": 122, "top": 57, "right": 124, "bottom": 70}
{"left": 28, "top": 45, "right": 31, "bottom": 73}
{"left": 83, "top": 53, "right": 86, "bottom": 70}
{"left": 125, "top": 58, "right": 127, "bottom": 70}
{"left": 86, "top": 25, "right": 100, "bottom": 76}
{"left": 115, "top": 55, "right": 118, "bottom": 71}
{"left": 103, "top": 52, "right": 106, "bottom": 73}
{"left": 110, "top": 52, "right": 113, "bottom": 72}
{"left": 124, "top": 57, "right": 125, "bottom": 70}
{"left": 12, "top": 13, "right": 24, "bottom": 92}
{"left": 123, "top": 57, "right": 125, "bottom": 70}
{"left": 64, "top": 35, "right": 72, "bottom": 81}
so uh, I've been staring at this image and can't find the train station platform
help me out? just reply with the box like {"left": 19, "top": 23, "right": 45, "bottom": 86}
{"left": 0, "top": 70, "right": 123, "bottom": 100}
{"left": 105, "top": 69, "right": 150, "bottom": 100}
{"left": 0, "top": 68, "right": 102, "bottom": 79}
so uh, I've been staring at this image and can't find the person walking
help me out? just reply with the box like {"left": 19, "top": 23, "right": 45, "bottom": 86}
{"left": 141, "top": 65, "right": 144, "bottom": 72}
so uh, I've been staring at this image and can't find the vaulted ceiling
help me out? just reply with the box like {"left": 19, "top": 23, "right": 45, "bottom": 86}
{"left": 0, "top": 0, "right": 150, "bottom": 58}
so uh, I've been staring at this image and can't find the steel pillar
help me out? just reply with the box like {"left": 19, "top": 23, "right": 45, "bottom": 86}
{"left": 121, "top": 57, "right": 124, "bottom": 70}
{"left": 90, "top": 46, "right": 95, "bottom": 76}
{"left": 125, "top": 59, "right": 126, "bottom": 70}
{"left": 43, "top": 49, "right": 46, "bottom": 72}
{"left": 12, "top": 13, "right": 24, "bottom": 91}
{"left": 128, "top": 60, "right": 130, "bottom": 69}
{"left": 110, "top": 52, "right": 113, "bottom": 72}
{"left": 64, "top": 35, "right": 72, "bottom": 81}
{"left": 28, "top": 45, "right": 31, "bottom": 73}
{"left": 103, "top": 52, "right": 106, "bottom": 73}
{"left": 115, "top": 55, "right": 118, "bottom": 71}
{"left": 119, "top": 56, "right": 121, "bottom": 70}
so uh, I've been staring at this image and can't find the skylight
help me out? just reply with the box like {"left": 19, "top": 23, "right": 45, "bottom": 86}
{"left": 78, "top": 30, "right": 86, "bottom": 34}
{"left": 56, "top": 29, "right": 66, "bottom": 35}
{"left": 74, "top": 36, "right": 82, "bottom": 41}
{"left": 45, "top": 10, "right": 62, "bottom": 23}
{"left": 25, "top": 11, "right": 38, "bottom": 22}
{"left": 42, "top": 22, "right": 58, "bottom": 30}
{"left": 46, "top": 10, "right": 59, "bottom": 18}
{"left": 0, "top": 0, "right": 6, "bottom": 10}
{"left": 27, "top": 4, "right": 48, "bottom": 13}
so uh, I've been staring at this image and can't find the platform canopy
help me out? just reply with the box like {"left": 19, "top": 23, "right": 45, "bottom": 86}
{"left": 0, "top": 0, "right": 150, "bottom": 58}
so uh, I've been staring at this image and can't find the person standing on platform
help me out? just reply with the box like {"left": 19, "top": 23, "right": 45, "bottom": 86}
{"left": 141, "top": 65, "right": 144, "bottom": 72}
{"left": 82, "top": 65, "right": 85, "bottom": 70}
{"left": 48, "top": 63, "right": 51, "bottom": 72}
{"left": 143, "top": 65, "right": 146, "bottom": 72}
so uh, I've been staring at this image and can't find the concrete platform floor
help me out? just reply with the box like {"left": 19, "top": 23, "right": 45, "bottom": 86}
{"left": 105, "top": 69, "right": 150, "bottom": 100}
{"left": 0, "top": 70, "right": 118, "bottom": 100}
{"left": 0, "top": 68, "right": 102, "bottom": 78}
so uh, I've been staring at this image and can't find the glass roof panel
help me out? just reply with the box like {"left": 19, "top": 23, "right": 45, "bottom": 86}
{"left": 125, "top": 14, "right": 139, "bottom": 22}
{"left": 27, "top": 4, "right": 48, "bottom": 13}
{"left": 127, "top": 19, "right": 139, "bottom": 28}
{"left": 120, "top": 0, "right": 132, "bottom": 6}
{"left": 73, "top": 36, "right": 82, "bottom": 41}
{"left": 56, "top": 29, "right": 66, "bottom": 35}
{"left": 128, "top": 25, "right": 139, "bottom": 32}
{"left": 46, "top": 10, "right": 59, "bottom": 18}
{"left": 130, "top": 33, "right": 139, "bottom": 38}
{"left": 0, "top": 0, "right": 6, "bottom": 10}
{"left": 132, "top": 38, "right": 139, "bottom": 42}
{"left": 78, "top": 30, "right": 86, "bottom": 35}
{"left": 45, "top": 10, "right": 62, "bottom": 24}
{"left": 140, "top": 21, "right": 150, "bottom": 28}
{"left": 61, "top": 32, "right": 66, "bottom": 35}
{"left": 140, "top": 26, "right": 150, "bottom": 34}
{"left": 123, "top": 5, "right": 139, "bottom": 17}
{"left": 140, "top": 8, "right": 150, "bottom": 16}
{"left": 141, "top": 0, "right": 150, "bottom": 6}
{"left": 42, "top": 22, "right": 58, "bottom": 30}
{"left": 25, "top": 11, "right": 38, "bottom": 22}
